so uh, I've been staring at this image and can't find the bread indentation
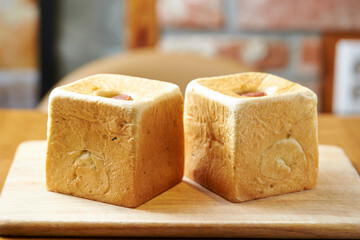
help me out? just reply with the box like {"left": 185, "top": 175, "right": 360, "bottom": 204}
{"left": 259, "top": 138, "right": 306, "bottom": 181}
{"left": 195, "top": 72, "right": 303, "bottom": 99}
{"left": 94, "top": 89, "right": 120, "bottom": 98}
{"left": 238, "top": 91, "right": 267, "bottom": 97}
{"left": 71, "top": 150, "right": 110, "bottom": 195}
{"left": 93, "top": 89, "right": 133, "bottom": 100}
{"left": 234, "top": 86, "right": 277, "bottom": 98}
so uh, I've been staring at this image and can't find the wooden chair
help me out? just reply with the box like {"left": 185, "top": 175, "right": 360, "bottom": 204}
{"left": 37, "top": 49, "right": 252, "bottom": 111}
{"left": 37, "top": 0, "right": 253, "bottom": 111}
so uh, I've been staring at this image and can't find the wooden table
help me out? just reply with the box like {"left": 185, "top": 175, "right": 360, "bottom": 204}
{"left": 0, "top": 109, "right": 360, "bottom": 239}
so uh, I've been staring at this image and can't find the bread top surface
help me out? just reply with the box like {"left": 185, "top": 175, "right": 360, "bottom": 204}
{"left": 61, "top": 74, "right": 180, "bottom": 100}
{"left": 186, "top": 72, "right": 317, "bottom": 108}
{"left": 49, "top": 74, "right": 182, "bottom": 112}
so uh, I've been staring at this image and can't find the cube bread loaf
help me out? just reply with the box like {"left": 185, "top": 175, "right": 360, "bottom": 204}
{"left": 46, "top": 74, "right": 184, "bottom": 207}
{"left": 184, "top": 72, "right": 318, "bottom": 202}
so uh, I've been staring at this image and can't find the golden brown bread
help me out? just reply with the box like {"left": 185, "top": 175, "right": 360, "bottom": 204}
{"left": 46, "top": 74, "right": 184, "bottom": 207}
{"left": 184, "top": 72, "right": 318, "bottom": 202}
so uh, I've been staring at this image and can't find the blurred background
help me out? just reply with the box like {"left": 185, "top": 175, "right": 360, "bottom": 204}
{"left": 1, "top": 0, "right": 360, "bottom": 114}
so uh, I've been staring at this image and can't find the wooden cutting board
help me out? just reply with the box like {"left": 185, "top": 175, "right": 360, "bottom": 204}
{"left": 0, "top": 141, "right": 360, "bottom": 238}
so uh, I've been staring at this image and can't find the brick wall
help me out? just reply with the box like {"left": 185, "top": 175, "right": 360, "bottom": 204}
{"left": 156, "top": 0, "right": 360, "bottom": 109}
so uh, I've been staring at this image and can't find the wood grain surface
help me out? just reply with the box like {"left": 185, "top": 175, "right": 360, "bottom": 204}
{"left": 0, "top": 141, "right": 359, "bottom": 238}
{"left": 125, "top": 0, "right": 158, "bottom": 49}
{"left": 0, "top": 110, "right": 360, "bottom": 240}
{"left": 0, "top": 110, "right": 47, "bottom": 193}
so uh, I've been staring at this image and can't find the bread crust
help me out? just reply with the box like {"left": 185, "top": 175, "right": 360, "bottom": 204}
{"left": 184, "top": 72, "right": 318, "bottom": 202}
{"left": 46, "top": 74, "right": 184, "bottom": 207}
